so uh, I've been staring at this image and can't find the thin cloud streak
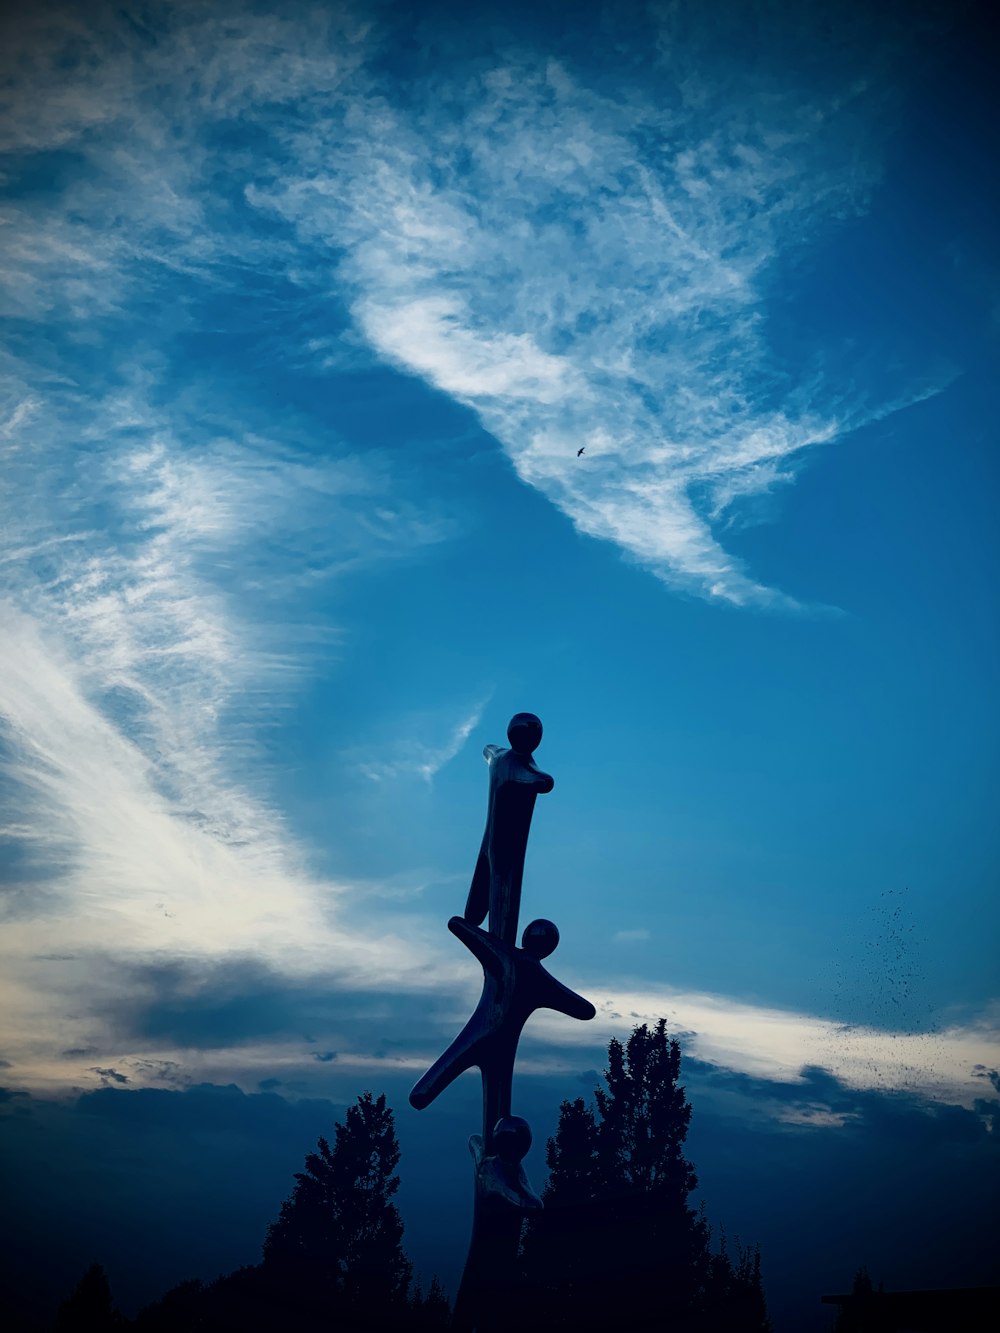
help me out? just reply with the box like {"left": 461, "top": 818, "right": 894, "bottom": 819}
{"left": 359, "top": 697, "right": 494, "bottom": 784}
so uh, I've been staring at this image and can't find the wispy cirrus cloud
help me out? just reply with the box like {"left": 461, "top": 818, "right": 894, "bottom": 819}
{"left": 248, "top": 5, "right": 945, "bottom": 606}
{"left": 0, "top": 3, "right": 463, "bottom": 1101}
{"left": 613, "top": 929, "right": 651, "bottom": 944}
{"left": 358, "top": 697, "right": 493, "bottom": 785}
{"left": 0, "top": 367, "right": 447, "bottom": 866}
{"left": 1, "top": 0, "right": 948, "bottom": 608}
{"left": 0, "top": 364, "right": 457, "bottom": 1080}
{"left": 0, "top": 3, "right": 367, "bottom": 320}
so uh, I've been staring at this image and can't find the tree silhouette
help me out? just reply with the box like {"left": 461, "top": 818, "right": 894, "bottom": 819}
{"left": 134, "top": 1090, "right": 426, "bottom": 1332}
{"left": 542, "top": 1095, "right": 599, "bottom": 1205}
{"left": 699, "top": 1228, "right": 771, "bottom": 1332}
{"left": 521, "top": 1020, "right": 770, "bottom": 1331}
{"left": 261, "top": 1090, "right": 413, "bottom": 1328}
{"left": 132, "top": 1277, "right": 204, "bottom": 1332}
{"left": 830, "top": 1266, "right": 879, "bottom": 1333}
{"left": 595, "top": 1018, "right": 697, "bottom": 1196}
{"left": 410, "top": 1275, "right": 452, "bottom": 1330}
{"left": 54, "top": 1263, "right": 122, "bottom": 1331}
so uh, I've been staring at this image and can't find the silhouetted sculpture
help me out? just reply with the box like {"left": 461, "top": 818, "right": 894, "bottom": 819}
{"left": 409, "top": 713, "right": 595, "bottom": 1333}
{"left": 409, "top": 916, "right": 595, "bottom": 1149}
{"left": 464, "top": 713, "right": 554, "bottom": 948}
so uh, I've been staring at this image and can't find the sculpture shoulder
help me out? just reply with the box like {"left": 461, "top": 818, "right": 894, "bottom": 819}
{"left": 490, "top": 748, "right": 554, "bottom": 793}
{"left": 449, "top": 915, "right": 507, "bottom": 971}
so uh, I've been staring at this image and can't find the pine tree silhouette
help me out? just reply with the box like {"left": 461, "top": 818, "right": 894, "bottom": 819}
{"left": 262, "top": 1090, "right": 413, "bottom": 1329}
{"left": 410, "top": 1275, "right": 452, "bottom": 1330}
{"left": 135, "top": 1090, "right": 425, "bottom": 1332}
{"left": 54, "top": 1263, "right": 122, "bottom": 1331}
{"left": 521, "top": 1020, "right": 770, "bottom": 1331}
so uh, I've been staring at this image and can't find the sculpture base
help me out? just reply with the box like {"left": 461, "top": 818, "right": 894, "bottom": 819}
{"left": 452, "top": 1130, "right": 541, "bottom": 1333}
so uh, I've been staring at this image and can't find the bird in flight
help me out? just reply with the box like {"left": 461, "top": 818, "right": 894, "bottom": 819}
{"left": 577, "top": 447, "right": 585, "bottom": 457}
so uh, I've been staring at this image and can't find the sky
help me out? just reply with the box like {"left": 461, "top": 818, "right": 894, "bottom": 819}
{"left": 0, "top": 0, "right": 997, "bottom": 1328}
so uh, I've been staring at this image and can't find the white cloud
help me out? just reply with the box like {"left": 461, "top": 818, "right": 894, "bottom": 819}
{"left": 0, "top": 1, "right": 946, "bottom": 606}
{"left": 0, "top": 366, "right": 458, "bottom": 1085}
{"left": 248, "top": 25, "right": 940, "bottom": 605}
{"left": 359, "top": 297, "right": 578, "bottom": 405}
{"left": 525, "top": 986, "right": 1000, "bottom": 1112}
{"left": 359, "top": 698, "right": 493, "bottom": 785}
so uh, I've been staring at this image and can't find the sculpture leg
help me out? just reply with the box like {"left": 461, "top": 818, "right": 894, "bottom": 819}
{"left": 453, "top": 1200, "right": 524, "bottom": 1333}
{"left": 482, "top": 1048, "right": 514, "bottom": 1154}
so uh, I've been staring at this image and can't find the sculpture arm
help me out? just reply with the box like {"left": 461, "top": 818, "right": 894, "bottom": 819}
{"left": 522, "top": 756, "right": 554, "bottom": 794}
{"left": 448, "top": 915, "right": 507, "bottom": 974}
{"left": 464, "top": 839, "right": 490, "bottom": 925}
{"left": 537, "top": 970, "right": 596, "bottom": 1022}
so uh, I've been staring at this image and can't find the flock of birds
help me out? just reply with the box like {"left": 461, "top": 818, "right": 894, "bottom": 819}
{"left": 827, "top": 888, "right": 944, "bottom": 1096}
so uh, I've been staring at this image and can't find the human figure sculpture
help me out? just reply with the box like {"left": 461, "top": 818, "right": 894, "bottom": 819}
{"left": 409, "top": 916, "right": 595, "bottom": 1147}
{"left": 464, "top": 712, "right": 554, "bottom": 948}
{"left": 409, "top": 713, "right": 594, "bottom": 1332}
{"left": 468, "top": 1115, "right": 542, "bottom": 1214}
{"left": 452, "top": 1117, "right": 542, "bottom": 1333}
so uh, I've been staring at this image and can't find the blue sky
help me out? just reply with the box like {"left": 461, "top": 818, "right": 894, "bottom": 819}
{"left": 1, "top": 1, "right": 997, "bottom": 1327}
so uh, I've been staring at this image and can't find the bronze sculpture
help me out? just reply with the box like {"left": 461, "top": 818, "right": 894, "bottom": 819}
{"left": 409, "top": 713, "right": 595, "bottom": 1331}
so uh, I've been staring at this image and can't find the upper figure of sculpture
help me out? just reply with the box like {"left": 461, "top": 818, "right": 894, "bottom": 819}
{"left": 464, "top": 712, "right": 554, "bottom": 948}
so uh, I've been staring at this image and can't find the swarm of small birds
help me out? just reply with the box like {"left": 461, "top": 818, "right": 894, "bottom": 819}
{"left": 829, "top": 887, "right": 942, "bottom": 1094}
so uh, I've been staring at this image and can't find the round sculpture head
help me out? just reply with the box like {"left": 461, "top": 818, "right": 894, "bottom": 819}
{"left": 521, "top": 917, "right": 559, "bottom": 959}
{"left": 507, "top": 712, "right": 543, "bottom": 755}
{"left": 492, "top": 1115, "right": 532, "bottom": 1163}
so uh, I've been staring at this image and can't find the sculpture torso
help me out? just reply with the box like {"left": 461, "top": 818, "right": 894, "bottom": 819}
{"left": 465, "top": 741, "right": 554, "bottom": 947}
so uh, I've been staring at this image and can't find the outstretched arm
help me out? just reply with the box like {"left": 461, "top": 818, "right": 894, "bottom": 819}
{"left": 520, "top": 754, "right": 554, "bottom": 794}
{"left": 536, "top": 968, "right": 596, "bottom": 1022}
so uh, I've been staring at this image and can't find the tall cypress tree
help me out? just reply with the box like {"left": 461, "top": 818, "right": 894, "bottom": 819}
{"left": 521, "top": 1020, "right": 770, "bottom": 1331}
{"left": 544, "top": 1095, "right": 600, "bottom": 1205}
{"left": 594, "top": 1019, "right": 706, "bottom": 1323}
{"left": 262, "top": 1090, "right": 413, "bottom": 1328}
